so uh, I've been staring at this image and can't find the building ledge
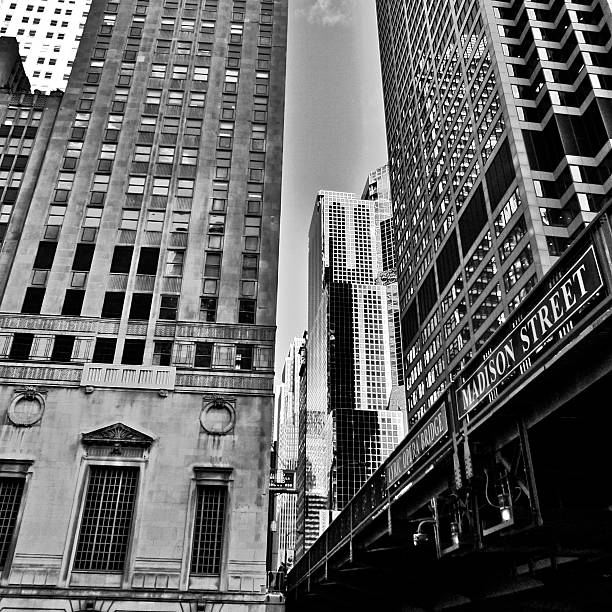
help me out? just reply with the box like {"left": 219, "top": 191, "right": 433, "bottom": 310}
{"left": 81, "top": 363, "right": 176, "bottom": 391}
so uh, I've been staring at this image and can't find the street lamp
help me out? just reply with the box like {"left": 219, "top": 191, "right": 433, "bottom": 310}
{"left": 284, "top": 528, "right": 305, "bottom": 568}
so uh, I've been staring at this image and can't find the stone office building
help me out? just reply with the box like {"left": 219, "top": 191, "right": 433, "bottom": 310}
{"left": 0, "top": 1, "right": 287, "bottom": 611}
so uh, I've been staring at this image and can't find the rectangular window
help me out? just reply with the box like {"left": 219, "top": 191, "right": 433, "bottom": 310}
{"left": 199, "top": 297, "right": 217, "bottom": 322}
{"left": 168, "top": 91, "right": 184, "bottom": 106}
{"left": 153, "top": 341, "right": 173, "bottom": 366}
{"left": 235, "top": 344, "right": 253, "bottom": 370}
{"left": 191, "top": 485, "right": 226, "bottom": 575}
{"left": 158, "top": 147, "right": 175, "bottom": 164}
{"left": 194, "top": 342, "right": 213, "bottom": 367}
{"left": 238, "top": 298, "right": 255, "bottom": 324}
{"left": 61, "top": 289, "right": 85, "bottom": 316}
{"left": 9, "top": 333, "right": 34, "bottom": 360}
{"left": 73, "top": 466, "right": 138, "bottom": 572}
{"left": 159, "top": 295, "right": 178, "bottom": 320}
{"left": 92, "top": 337, "right": 116, "bottom": 363}
{"left": 50, "top": 335, "right": 75, "bottom": 361}
{"left": 204, "top": 253, "right": 221, "bottom": 278}
{"left": 165, "top": 250, "right": 184, "bottom": 276}
{"left": 0, "top": 477, "right": 25, "bottom": 569}
{"left": 101, "top": 292, "right": 125, "bottom": 318}
{"left": 122, "top": 339, "right": 145, "bottom": 365}
{"left": 181, "top": 148, "right": 198, "bottom": 165}
{"left": 21, "top": 287, "right": 45, "bottom": 314}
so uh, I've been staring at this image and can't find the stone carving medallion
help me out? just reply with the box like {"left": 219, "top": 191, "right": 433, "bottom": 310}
{"left": 8, "top": 386, "right": 47, "bottom": 427}
{"left": 200, "top": 396, "right": 236, "bottom": 435}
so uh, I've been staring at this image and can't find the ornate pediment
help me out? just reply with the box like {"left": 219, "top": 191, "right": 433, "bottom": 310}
{"left": 81, "top": 422, "right": 154, "bottom": 448}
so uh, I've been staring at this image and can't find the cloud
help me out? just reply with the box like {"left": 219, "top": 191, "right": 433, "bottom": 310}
{"left": 298, "top": 0, "right": 352, "bottom": 27}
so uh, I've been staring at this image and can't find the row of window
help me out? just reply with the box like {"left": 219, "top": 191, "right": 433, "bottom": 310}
{"left": 8, "top": 332, "right": 258, "bottom": 370}
{"left": 0, "top": 465, "right": 226, "bottom": 576}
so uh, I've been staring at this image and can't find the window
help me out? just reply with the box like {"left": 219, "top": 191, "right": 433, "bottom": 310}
{"left": 129, "top": 293, "right": 152, "bottom": 320}
{"left": 61, "top": 290, "right": 85, "bottom": 316}
{"left": 168, "top": 91, "right": 183, "bottom": 106}
{"left": 127, "top": 176, "right": 145, "bottom": 194}
{"left": 204, "top": 253, "right": 221, "bottom": 278}
{"left": 21, "top": 288, "right": 45, "bottom": 314}
{"left": 153, "top": 341, "right": 173, "bottom": 366}
{"left": 190, "top": 92, "right": 206, "bottom": 107}
{"left": 199, "top": 297, "right": 217, "bottom": 322}
{"left": 238, "top": 298, "right": 255, "bottom": 324}
{"left": 165, "top": 250, "right": 184, "bottom": 276}
{"left": 191, "top": 485, "right": 226, "bottom": 575}
{"left": 158, "top": 147, "right": 175, "bottom": 164}
{"left": 83, "top": 207, "right": 102, "bottom": 228}
{"left": 159, "top": 295, "right": 178, "bottom": 320}
{"left": 145, "top": 89, "right": 161, "bottom": 105}
{"left": 33, "top": 241, "right": 57, "bottom": 269}
{"left": 176, "top": 179, "right": 194, "bottom": 198}
{"left": 110, "top": 246, "right": 133, "bottom": 274}
{"left": 185, "top": 119, "right": 202, "bottom": 136}
{"left": 146, "top": 211, "right": 165, "bottom": 232}
{"left": 194, "top": 66, "right": 209, "bottom": 81}
{"left": 72, "top": 244, "right": 95, "bottom": 271}
{"left": 0, "top": 477, "right": 26, "bottom": 569}
{"left": 101, "top": 292, "right": 125, "bottom": 318}
{"left": 92, "top": 338, "right": 116, "bottom": 363}
{"left": 152, "top": 178, "right": 170, "bottom": 196}
{"left": 172, "top": 65, "right": 188, "bottom": 80}
{"left": 181, "top": 148, "right": 198, "bottom": 165}
{"left": 137, "top": 248, "right": 159, "bottom": 275}
{"left": 50, "top": 335, "right": 75, "bottom": 361}
{"left": 241, "top": 254, "right": 258, "bottom": 279}
{"left": 194, "top": 342, "right": 213, "bottom": 368}
{"left": 133, "top": 145, "right": 151, "bottom": 163}
{"left": 119, "top": 339, "right": 144, "bottom": 365}
{"left": 235, "top": 344, "right": 253, "bottom": 370}
{"left": 73, "top": 466, "right": 138, "bottom": 571}
{"left": 9, "top": 333, "right": 34, "bottom": 360}
{"left": 171, "top": 212, "right": 190, "bottom": 232}
{"left": 162, "top": 117, "right": 180, "bottom": 134}
{"left": 151, "top": 63, "right": 167, "bottom": 79}
{"left": 120, "top": 210, "right": 139, "bottom": 231}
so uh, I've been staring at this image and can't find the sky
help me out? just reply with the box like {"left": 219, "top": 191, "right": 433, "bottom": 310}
{"left": 275, "top": 0, "right": 388, "bottom": 382}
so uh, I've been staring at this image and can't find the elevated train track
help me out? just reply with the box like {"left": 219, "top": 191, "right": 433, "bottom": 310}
{"left": 286, "top": 203, "right": 612, "bottom": 611}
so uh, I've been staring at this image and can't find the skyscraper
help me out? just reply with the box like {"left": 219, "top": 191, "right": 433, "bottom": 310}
{"left": 0, "top": 0, "right": 91, "bottom": 93}
{"left": 0, "top": 1, "right": 287, "bottom": 610}
{"left": 307, "top": 173, "right": 406, "bottom": 512}
{"left": 376, "top": 0, "right": 612, "bottom": 428}
{"left": 274, "top": 337, "right": 302, "bottom": 567}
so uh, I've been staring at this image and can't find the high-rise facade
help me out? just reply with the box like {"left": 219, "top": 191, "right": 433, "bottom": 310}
{"left": 307, "top": 177, "right": 406, "bottom": 512}
{"left": 294, "top": 332, "right": 328, "bottom": 559}
{"left": 0, "top": 1, "right": 287, "bottom": 611}
{"left": 376, "top": 0, "right": 612, "bottom": 429}
{"left": 0, "top": 0, "right": 91, "bottom": 93}
{"left": 274, "top": 337, "right": 302, "bottom": 567}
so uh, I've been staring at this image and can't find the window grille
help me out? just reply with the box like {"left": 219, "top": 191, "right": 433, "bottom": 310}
{"left": 74, "top": 466, "right": 138, "bottom": 572}
{"left": 0, "top": 478, "right": 24, "bottom": 568}
{"left": 191, "top": 485, "right": 226, "bottom": 575}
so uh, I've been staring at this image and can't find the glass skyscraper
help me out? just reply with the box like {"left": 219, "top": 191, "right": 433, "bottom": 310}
{"left": 307, "top": 169, "right": 406, "bottom": 511}
{"left": 376, "top": 0, "right": 612, "bottom": 428}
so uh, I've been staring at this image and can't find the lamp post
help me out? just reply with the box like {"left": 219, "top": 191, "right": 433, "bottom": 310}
{"left": 284, "top": 528, "right": 304, "bottom": 568}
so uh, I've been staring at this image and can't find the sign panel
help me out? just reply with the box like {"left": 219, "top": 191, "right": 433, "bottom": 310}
{"left": 456, "top": 245, "right": 604, "bottom": 420}
{"left": 386, "top": 404, "right": 448, "bottom": 487}
{"left": 270, "top": 469, "right": 296, "bottom": 492}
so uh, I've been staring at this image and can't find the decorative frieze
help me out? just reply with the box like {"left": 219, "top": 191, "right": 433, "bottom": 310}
{"left": 176, "top": 373, "right": 273, "bottom": 392}
{"left": 0, "top": 365, "right": 82, "bottom": 383}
